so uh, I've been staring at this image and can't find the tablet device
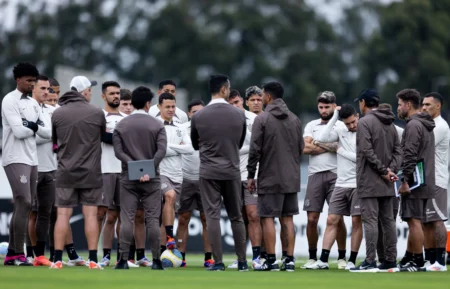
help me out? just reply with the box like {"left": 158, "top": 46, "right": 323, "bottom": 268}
{"left": 128, "top": 159, "right": 156, "bottom": 181}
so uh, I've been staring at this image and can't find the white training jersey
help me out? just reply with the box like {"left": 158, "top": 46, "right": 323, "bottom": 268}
{"left": 240, "top": 110, "right": 258, "bottom": 181}
{"left": 433, "top": 115, "right": 450, "bottom": 189}
{"left": 101, "top": 110, "right": 127, "bottom": 173}
{"left": 314, "top": 111, "right": 355, "bottom": 187}
{"left": 1, "top": 89, "right": 51, "bottom": 167}
{"left": 157, "top": 116, "right": 193, "bottom": 183}
{"left": 303, "top": 118, "right": 345, "bottom": 176}
{"left": 181, "top": 121, "right": 200, "bottom": 181}
{"left": 36, "top": 104, "right": 57, "bottom": 172}
{"left": 149, "top": 104, "right": 188, "bottom": 125}
{"left": 394, "top": 125, "right": 404, "bottom": 143}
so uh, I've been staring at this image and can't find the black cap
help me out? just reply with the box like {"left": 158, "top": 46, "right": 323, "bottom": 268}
{"left": 354, "top": 88, "right": 379, "bottom": 102}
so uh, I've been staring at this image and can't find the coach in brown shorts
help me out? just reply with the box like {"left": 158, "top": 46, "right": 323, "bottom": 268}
{"left": 51, "top": 77, "right": 105, "bottom": 268}
{"left": 247, "top": 82, "right": 304, "bottom": 272}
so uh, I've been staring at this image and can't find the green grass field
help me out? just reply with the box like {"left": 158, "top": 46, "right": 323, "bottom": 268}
{"left": 0, "top": 254, "right": 449, "bottom": 289}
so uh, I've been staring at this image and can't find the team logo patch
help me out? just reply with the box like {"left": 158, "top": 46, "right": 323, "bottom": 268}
{"left": 176, "top": 129, "right": 182, "bottom": 137}
{"left": 304, "top": 198, "right": 310, "bottom": 208}
{"left": 161, "top": 183, "right": 168, "bottom": 189}
{"left": 20, "top": 175, "right": 28, "bottom": 184}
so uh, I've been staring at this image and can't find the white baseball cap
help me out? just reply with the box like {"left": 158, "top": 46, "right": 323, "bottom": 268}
{"left": 70, "top": 76, "right": 97, "bottom": 92}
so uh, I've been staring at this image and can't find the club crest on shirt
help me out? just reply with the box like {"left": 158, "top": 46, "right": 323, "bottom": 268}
{"left": 34, "top": 106, "right": 38, "bottom": 114}
{"left": 247, "top": 124, "right": 252, "bottom": 132}
{"left": 176, "top": 129, "right": 182, "bottom": 138}
{"left": 20, "top": 175, "right": 28, "bottom": 184}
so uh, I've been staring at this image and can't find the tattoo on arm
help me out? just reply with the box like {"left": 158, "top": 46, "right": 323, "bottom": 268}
{"left": 315, "top": 141, "right": 339, "bottom": 153}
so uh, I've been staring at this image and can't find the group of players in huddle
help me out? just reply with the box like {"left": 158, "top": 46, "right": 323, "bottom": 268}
{"left": 2, "top": 62, "right": 449, "bottom": 273}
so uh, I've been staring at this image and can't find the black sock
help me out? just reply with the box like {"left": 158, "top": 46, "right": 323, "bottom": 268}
{"left": 252, "top": 246, "right": 261, "bottom": 260}
{"left": 282, "top": 250, "right": 288, "bottom": 258}
{"left": 379, "top": 258, "right": 385, "bottom": 264}
{"left": 425, "top": 248, "right": 431, "bottom": 261}
{"left": 136, "top": 249, "right": 145, "bottom": 261}
{"left": 89, "top": 250, "right": 98, "bottom": 263}
{"left": 49, "top": 246, "right": 55, "bottom": 262}
{"left": 338, "top": 249, "right": 346, "bottom": 260}
{"left": 6, "top": 249, "right": 15, "bottom": 257}
{"left": 205, "top": 252, "right": 212, "bottom": 261}
{"left": 436, "top": 248, "right": 446, "bottom": 266}
{"left": 309, "top": 249, "right": 317, "bottom": 260}
{"left": 160, "top": 245, "right": 166, "bottom": 255}
{"left": 413, "top": 253, "right": 424, "bottom": 267}
{"left": 261, "top": 251, "right": 268, "bottom": 259}
{"left": 401, "top": 251, "right": 413, "bottom": 265}
{"left": 349, "top": 251, "right": 358, "bottom": 264}
{"left": 429, "top": 248, "right": 436, "bottom": 264}
{"left": 35, "top": 241, "right": 46, "bottom": 257}
{"left": 128, "top": 245, "right": 136, "bottom": 261}
{"left": 320, "top": 249, "right": 330, "bottom": 263}
{"left": 181, "top": 252, "right": 186, "bottom": 261}
{"left": 116, "top": 244, "right": 120, "bottom": 262}
{"left": 54, "top": 250, "right": 63, "bottom": 262}
{"left": 103, "top": 248, "right": 111, "bottom": 259}
{"left": 286, "top": 255, "right": 294, "bottom": 263}
{"left": 267, "top": 254, "right": 276, "bottom": 264}
{"left": 65, "top": 243, "right": 78, "bottom": 260}
{"left": 26, "top": 246, "right": 34, "bottom": 258}
{"left": 165, "top": 226, "right": 174, "bottom": 239}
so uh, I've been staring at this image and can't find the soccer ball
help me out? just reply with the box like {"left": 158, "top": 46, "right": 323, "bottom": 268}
{"left": 161, "top": 249, "right": 183, "bottom": 268}
{"left": 0, "top": 242, "right": 8, "bottom": 259}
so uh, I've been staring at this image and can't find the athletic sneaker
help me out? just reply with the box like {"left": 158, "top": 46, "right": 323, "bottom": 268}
{"left": 252, "top": 257, "right": 262, "bottom": 270}
{"left": 127, "top": 260, "right": 140, "bottom": 268}
{"left": 136, "top": 257, "right": 152, "bottom": 267}
{"left": 166, "top": 236, "right": 176, "bottom": 250}
{"left": 257, "top": 260, "right": 280, "bottom": 271}
{"left": 227, "top": 260, "right": 238, "bottom": 269}
{"left": 422, "top": 260, "right": 431, "bottom": 269}
{"left": 238, "top": 261, "right": 249, "bottom": 272}
{"left": 377, "top": 261, "right": 397, "bottom": 272}
{"left": 425, "top": 262, "right": 448, "bottom": 272}
{"left": 33, "top": 255, "right": 53, "bottom": 266}
{"left": 305, "top": 260, "right": 329, "bottom": 270}
{"left": 50, "top": 261, "right": 63, "bottom": 269}
{"left": 301, "top": 259, "right": 316, "bottom": 269}
{"left": 204, "top": 259, "right": 214, "bottom": 268}
{"left": 345, "top": 262, "right": 356, "bottom": 270}
{"left": 64, "top": 257, "right": 86, "bottom": 267}
{"left": 388, "top": 261, "right": 425, "bottom": 272}
{"left": 181, "top": 260, "right": 186, "bottom": 267}
{"left": 88, "top": 261, "right": 103, "bottom": 270}
{"left": 281, "top": 259, "right": 295, "bottom": 272}
{"left": 207, "top": 263, "right": 225, "bottom": 271}
{"left": 349, "top": 260, "right": 378, "bottom": 272}
{"left": 27, "top": 257, "right": 34, "bottom": 264}
{"left": 337, "top": 259, "right": 347, "bottom": 269}
{"left": 8, "top": 255, "right": 33, "bottom": 266}
{"left": 99, "top": 256, "right": 111, "bottom": 267}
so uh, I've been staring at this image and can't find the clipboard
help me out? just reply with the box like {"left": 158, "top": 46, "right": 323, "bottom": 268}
{"left": 394, "top": 164, "right": 422, "bottom": 197}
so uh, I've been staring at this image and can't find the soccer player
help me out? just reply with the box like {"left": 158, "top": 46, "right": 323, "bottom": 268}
{"left": 395, "top": 89, "right": 436, "bottom": 272}
{"left": 113, "top": 86, "right": 166, "bottom": 270}
{"left": 2, "top": 63, "right": 51, "bottom": 266}
{"left": 247, "top": 81, "right": 303, "bottom": 272}
{"left": 227, "top": 90, "right": 263, "bottom": 270}
{"left": 351, "top": 88, "right": 401, "bottom": 272}
{"left": 148, "top": 80, "right": 188, "bottom": 124}
{"left": 50, "top": 76, "right": 105, "bottom": 269}
{"left": 175, "top": 99, "right": 214, "bottom": 267}
{"left": 376, "top": 103, "right": 403, "bottom": 266}
{"left": 45, "top": 78, "right": 60, "bottom": 107}
{"left": 245, "top": 86, "right": 264, "bottom": 115}
{"left": 302, "top": 91, "right": 347, "bottom": 269}
{"left": 307, "top": 104, "right": 362, "bottom": 270}
{"left": 119, "top": 88, "right": 134, "bottom": 115}
{"left": 191, "top": 75, "right": 247, "bottom": 271}
{"left": 420, "top": 92, "right": 448, "bottom": 271}
{"left": 156, "top": 93, "right": 193, "bottom": 252}
{"left": 26, "top": 75, "right": 54, "bottom": 266}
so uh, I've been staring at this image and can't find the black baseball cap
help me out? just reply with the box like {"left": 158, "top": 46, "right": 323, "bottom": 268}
{"left": 354, "top": 88, "right": 379, "bottom": 102}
